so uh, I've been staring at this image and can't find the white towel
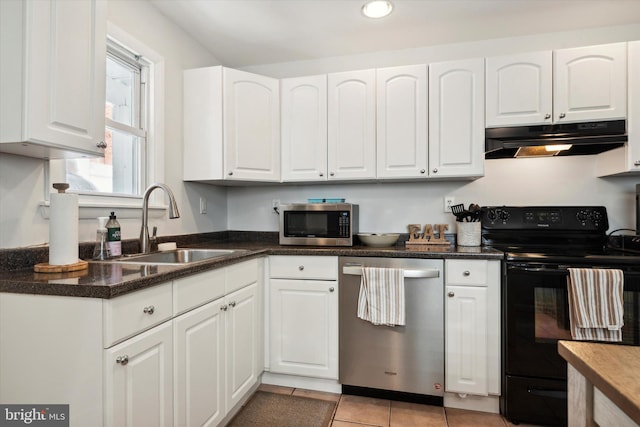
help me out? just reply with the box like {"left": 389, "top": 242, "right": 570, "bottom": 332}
{"left": 567, "top": 268, "right": 624, "bottom": 342}
{"left": 357, "top": 267, "right": 405, "bottom": 326}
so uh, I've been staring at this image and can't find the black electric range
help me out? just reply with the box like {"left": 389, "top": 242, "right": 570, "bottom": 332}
{"left": 481, "top": 206, "right": 640, "bottom": 426}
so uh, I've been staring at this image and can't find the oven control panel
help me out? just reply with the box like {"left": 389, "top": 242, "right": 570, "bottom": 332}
{"left": 482, "top": 206, "right": 608, "bottom": 231}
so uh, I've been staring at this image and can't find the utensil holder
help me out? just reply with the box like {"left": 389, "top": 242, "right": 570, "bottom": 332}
{"left": 457, "top": 222, "right": 481, "bottom": 246}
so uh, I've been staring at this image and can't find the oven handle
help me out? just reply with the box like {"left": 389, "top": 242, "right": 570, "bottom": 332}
{"left": 508, "top": 266, "right": 570, "bottom": 274}
{"left": 342, "top": 265, "right": 440, "bottom": 279}
{"left": 528, "top": 388, "right": 567, "bottom": 400}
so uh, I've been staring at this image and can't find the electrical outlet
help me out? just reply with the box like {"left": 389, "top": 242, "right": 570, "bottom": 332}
{"left": 444, "top": 196, "right": 455, "bottom": 213}
{"left": 199, "top": 197, "right": 207, "bottom": 214}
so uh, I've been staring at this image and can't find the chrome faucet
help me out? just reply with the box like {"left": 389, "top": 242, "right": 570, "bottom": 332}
{"left": 140, "top": 183, "right": 180, "bottom": 253}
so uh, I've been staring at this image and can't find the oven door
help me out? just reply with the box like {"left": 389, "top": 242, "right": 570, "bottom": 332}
{"left": 505, "top": 262, "right": 640, "bottom": 379}
{"left": 504, "top": 262, "right": 640, "bottom": 426}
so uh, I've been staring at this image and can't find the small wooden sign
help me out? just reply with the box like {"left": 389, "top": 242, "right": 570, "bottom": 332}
{"left": 405, "top": 223, "right": 450, "bottom": 246}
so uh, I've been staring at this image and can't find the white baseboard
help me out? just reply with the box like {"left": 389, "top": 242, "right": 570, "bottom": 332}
{"left": 261, "top": 372, "right": 342, "bottom": 394}
{"left": 443, "top": 392, "right": 500, "bottom": 413}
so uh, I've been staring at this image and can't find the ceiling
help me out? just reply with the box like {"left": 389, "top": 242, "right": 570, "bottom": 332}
{"left": 150, "top": 0, "right": 640, "bottom": 68}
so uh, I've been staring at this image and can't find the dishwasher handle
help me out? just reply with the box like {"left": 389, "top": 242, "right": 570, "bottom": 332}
{"left": 342, "top": 265, "right": 440, "bottom": 279}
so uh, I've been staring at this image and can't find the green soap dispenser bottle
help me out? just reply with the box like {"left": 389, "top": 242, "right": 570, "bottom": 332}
{"left": 106, "top": 211, "right": 122, "bottom": 257}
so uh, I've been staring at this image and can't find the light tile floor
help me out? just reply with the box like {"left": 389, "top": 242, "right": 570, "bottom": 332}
{"left": 258, "top": 384, "right": 542, "bottom": 427}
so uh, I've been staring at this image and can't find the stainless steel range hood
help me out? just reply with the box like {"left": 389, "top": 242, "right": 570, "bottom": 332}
{"left": 485, "top": 120, "right": 627, "bottom": 159}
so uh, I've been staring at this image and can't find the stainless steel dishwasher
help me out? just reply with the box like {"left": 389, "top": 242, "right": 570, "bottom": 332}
{"left": 339, "top": 257, "right": 444, "bottom": 403}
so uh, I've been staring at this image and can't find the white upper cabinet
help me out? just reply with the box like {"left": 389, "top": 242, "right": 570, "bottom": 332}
{"left": 327, "top": 70, "right": 377, "bottom": 180}
{"left": 486, "top": 51, "right": 553, "bottom": 127}
{"left": 0, "top": 0, "right": 107, "bottom": 159}
{"left": 554, "top": 42, "right": 627, "bottom": 123}
{"left": 376, "top": 65, "right": 429, "bottom": 179}
{"left": 281, "top": 75, "right": 328, "bottom": 182}
{"left": 429, "top": 58, "right": 485, "bottom": 178}
{"left": 597, "top": 41, "right": 640, "bottom": 177}
{"left": 183, "top": 66, "right": 280, "bottom": 183}
{"left": 486, "top": 43, "right": 627, "bottom": 127}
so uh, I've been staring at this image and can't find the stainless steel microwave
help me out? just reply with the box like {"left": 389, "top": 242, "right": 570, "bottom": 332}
{"left": 279, "top": 203, "right": 358, "bottom": 246}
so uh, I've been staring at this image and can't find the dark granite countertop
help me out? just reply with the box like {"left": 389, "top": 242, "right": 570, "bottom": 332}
{"left": 0, "top": 237, "right": 503, "bottom": 299}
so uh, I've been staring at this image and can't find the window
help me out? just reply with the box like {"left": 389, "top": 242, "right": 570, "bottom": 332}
{"left": 64, "top": 40, "right": 149, "bottom": 196}
{"left": 47, "top": 26, "right": 165, "bottom": 219}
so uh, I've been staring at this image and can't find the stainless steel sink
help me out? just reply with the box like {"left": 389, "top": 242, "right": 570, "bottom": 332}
{"left": 114, "top": 248, "right": 245, "bottom": 265}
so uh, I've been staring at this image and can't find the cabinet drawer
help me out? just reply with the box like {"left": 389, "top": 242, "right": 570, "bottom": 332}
{"left": 103, "top": 282, "right": 173, "bottom": 348}
{"left": 226, "top": 259, "right": 259, "bottom": 294}
{"left": 173, "top": 268, "right": 225, "bottom": 315}
{"left": 270, "top": 256, "right": 338, "bottom": 280}
{"left": 446, "top": 259, "right": 488, "bottom": 286}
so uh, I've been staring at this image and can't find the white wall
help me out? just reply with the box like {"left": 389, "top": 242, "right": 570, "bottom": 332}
{"left": 230, "top": 23, "right": 640, "bottom": 235}
{"left": 228, "top": 156, "right": 639, "bottom": 234}
{"left": 0, "top": 0, "right": 227, "bottom": 249}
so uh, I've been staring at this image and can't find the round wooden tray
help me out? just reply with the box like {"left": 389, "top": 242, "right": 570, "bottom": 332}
{"left": 33, "top": 259, "right": 89, "bottom": 273}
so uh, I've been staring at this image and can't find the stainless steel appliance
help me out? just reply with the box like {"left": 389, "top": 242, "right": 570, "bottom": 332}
{"left": 338, "top": 257, "right": 444, "bottom": 404}
{"left": 482, "top": 206, "right": 640, "bottom": 426}
{"left": 485, "top": 120, "right": 626, "bottom": 159}
{"left": 279, "top": 203, "right": 358, "bottom": 246}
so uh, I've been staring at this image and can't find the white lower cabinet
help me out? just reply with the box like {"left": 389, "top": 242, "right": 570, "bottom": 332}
{"left": 444, "top": 259, "right": 500, "bottom": 399}
{"left": 225, "top": 283, "right": 260, "bottom": 410}
{"left": 105, "top": 321, "right": 174, "bottom": 427}
{"left": 268, "top": 256, "right": 339, "bottom": 380}
{"left": 173, "top": 280, "right": 260, "bottom": 427}
{"left": 0, "top": 258, "right": 262, "bottom": 427}
{"left": 174, "top": 299, "right": 225, "bottom": 427}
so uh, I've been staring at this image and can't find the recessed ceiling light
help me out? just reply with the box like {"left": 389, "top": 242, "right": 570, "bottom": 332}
{"left": 362, "top": 0, "right": 393, "bottom": 19}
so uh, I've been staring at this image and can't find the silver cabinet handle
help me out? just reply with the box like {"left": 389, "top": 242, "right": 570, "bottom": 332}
{"left": 330, "top": 172, "right": 335, "bottom": 176}
{"left": 448, "top": 291, "right": 455, "bottom": 298}
{"left": 329, "top": 287, "right": 335, "bottom": 292}
{"left": 559, "top": 113, "right": 566, "bottom": 119}
{"left": 634, "top": 160, "right": 640, "bottom": 166}
{"left": 143, "top": 305, "right": 155, "bottom": 315}
{"left": 420, "top": 169, "right": 426, "bottom": 174}
{"left": 116, "top": 355, "right": 129, "bottom": 365}
{"left": 463, "top": 271, "right": 471, "bottom": 276}
{"left": 544, "top": 114, "right": 551, "bottom": 120}
{"left": 229, "top": 301, "right": 236, "bottom": 308}
{"left": 228, "top": 171, "right": 233, "bottom": 176}
{"left": 220, "top": 304, "right": 228, "bottom": 311}
{"left": 342, "top": 265, "right": 440, "bottom": 278}
{"left": 96, "top": 140, "right": 107, "bottom": 149}
{"left": 432, "top": 168, "right": 438, "bottom": 173}
{"left": 298, "top": 265, "right": 305, "bottom": 271}
{"left": 319, "top": 172, "right": 324, "bottom": 177}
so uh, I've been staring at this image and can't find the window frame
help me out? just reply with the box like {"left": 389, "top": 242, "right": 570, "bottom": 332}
{"left": 45, "top": 23, "right": 166, "bottom": 219}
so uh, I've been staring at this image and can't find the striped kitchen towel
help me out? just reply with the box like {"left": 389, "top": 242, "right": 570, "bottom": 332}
{"left": 567, "top": 268, "right": 624, "bottom": 342}
{"left": 357, "top": 267, "right": 405, "bottom": 326}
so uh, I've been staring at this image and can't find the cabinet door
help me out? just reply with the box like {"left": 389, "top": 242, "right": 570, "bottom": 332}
{"left": 281, "top": 75, "right": 328, "bottom": 182}
{"left": 105, "top": 321, "right": 173, "bottom": 427}
{"left": 327, "top": 69, "right": 376, "bottom": 180}
{"left": 269, "top": 279, "right": 338, "bottom": 379}
{"left": 429, "top": 58, "right": 485, "bottom": 178}
{"left": 23, "top": 0, "right": 106, "bottom": 156}
{"left": 223, "top": 68, "right": 280, "bottom": 181}
{"left": 174, "top": 299, "right": 225, "bottom": 427}
{"left": 554, "top": 42, "right": 627, "bottom": 123}
{"left": 486, "top": 51, "right": 552, "bottom": 127}
{"left": 628, "top": 41, "right": 640, "bottom": 172}
{"left": 445, "top": 285, "right": 488, "bottom": 396}
{"left": 225, "top": 283, "right": 259, "bottom": 410}
{"left": 376, "top": 65, "right": 428, "bottom": 179}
